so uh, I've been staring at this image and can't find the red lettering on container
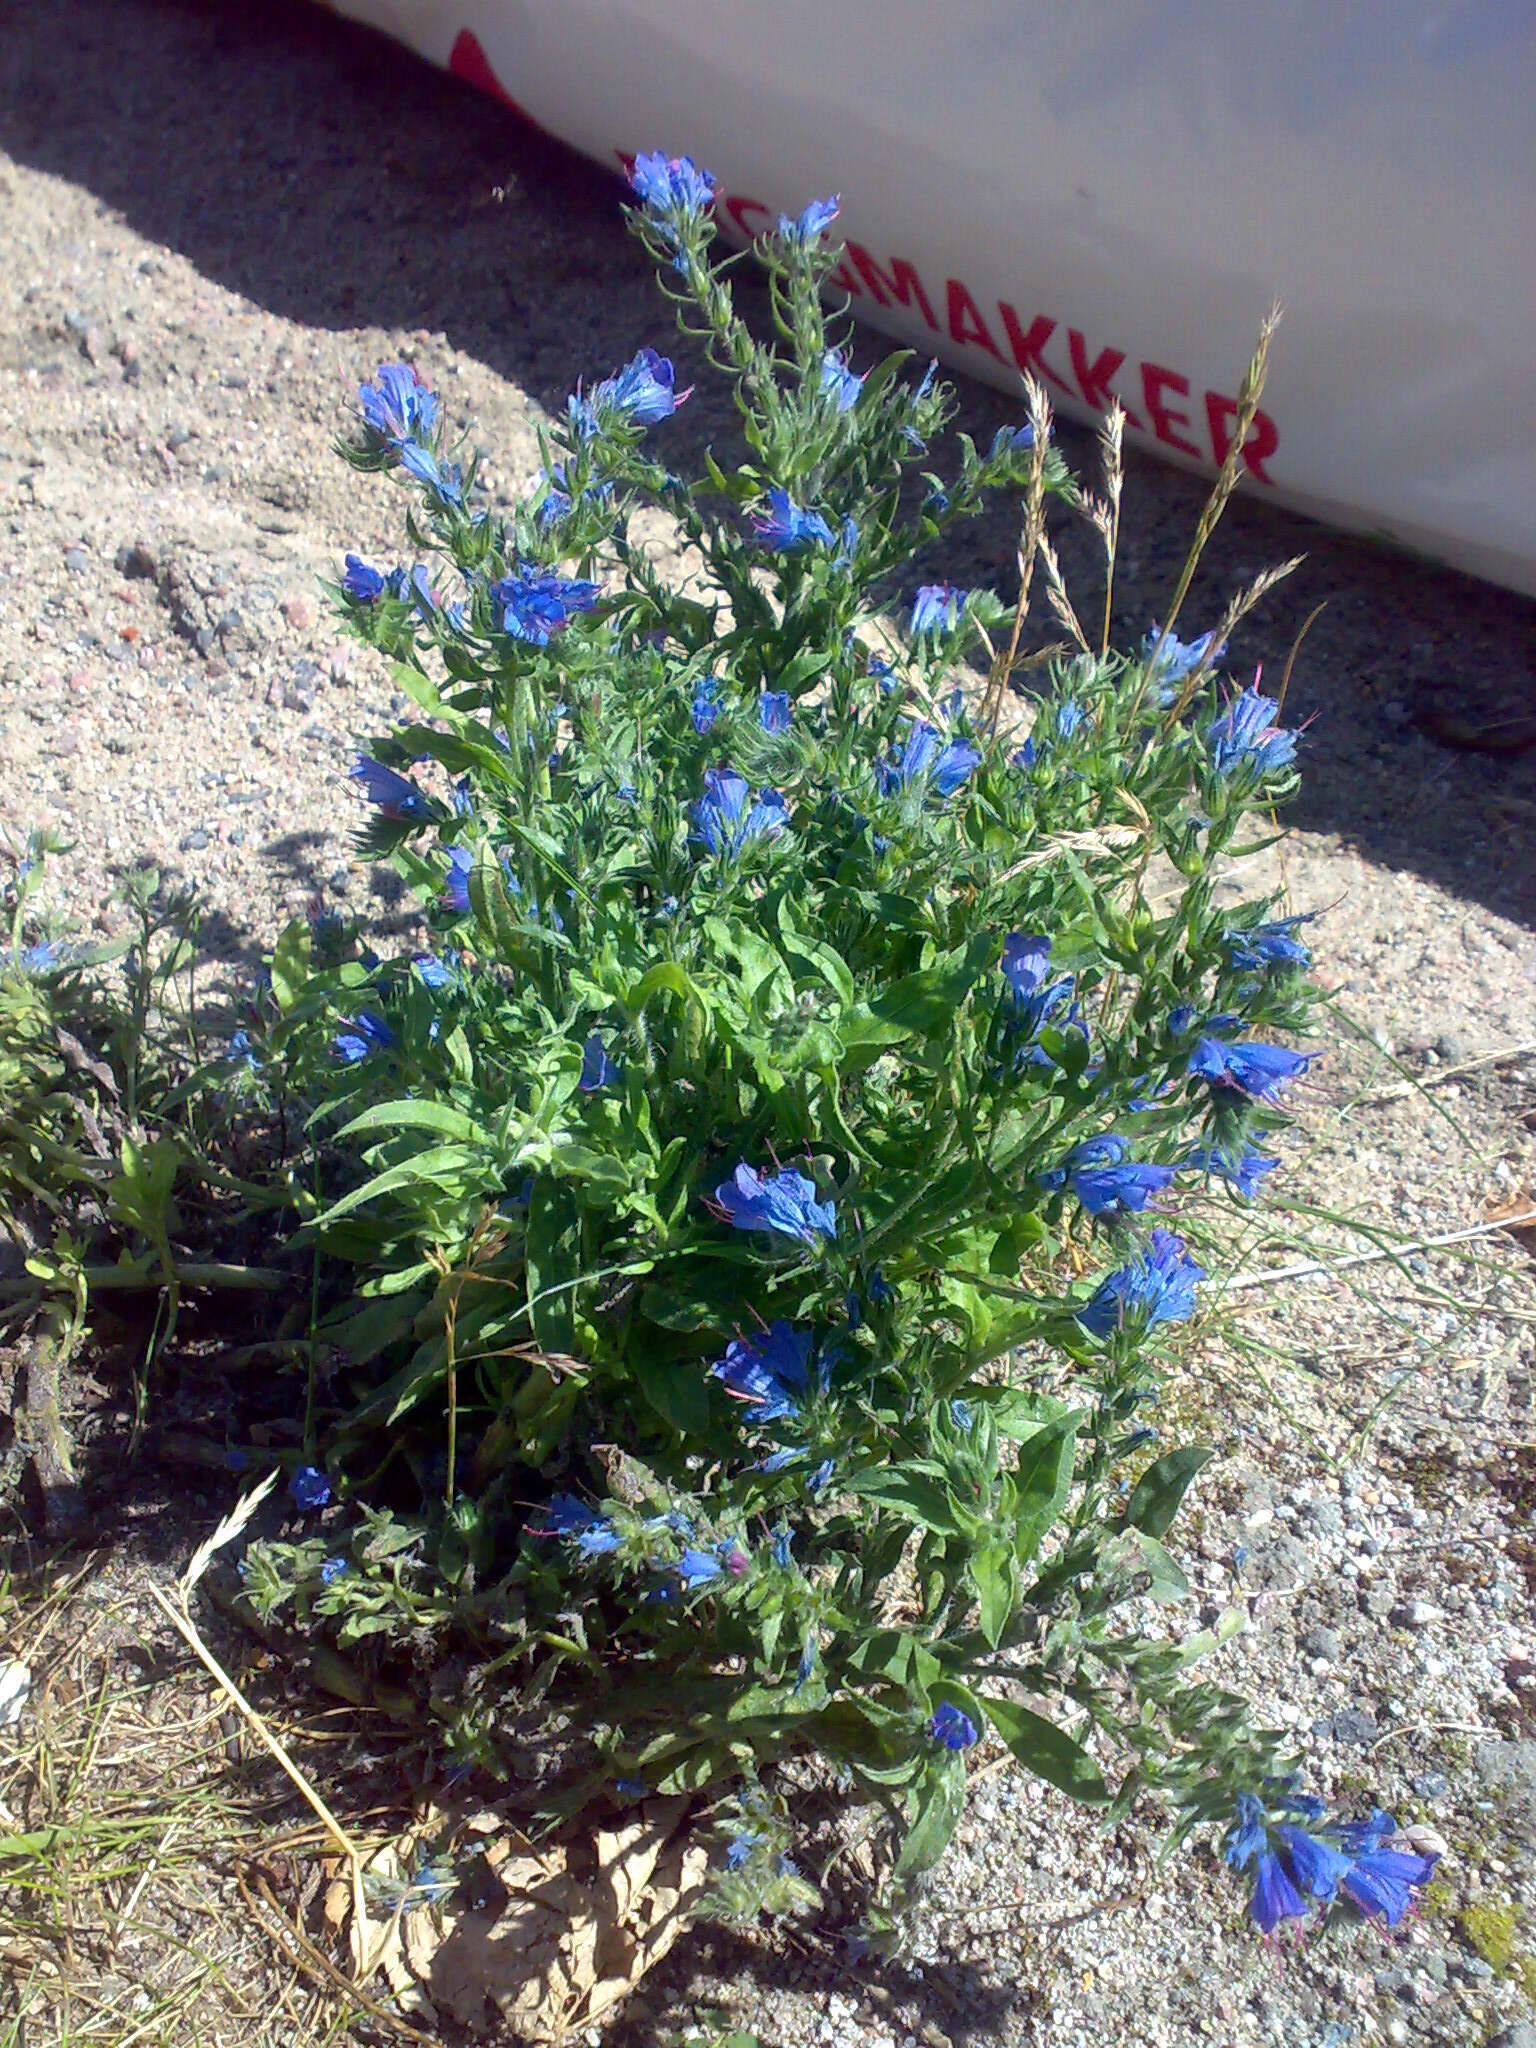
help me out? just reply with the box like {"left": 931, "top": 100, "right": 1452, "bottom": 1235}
{"left": 946, "top": 279, "right": 1007, "bottom": 364}
{"left": 845, "top": 243, "right": 939, "bottom": 331}
{"left": 449, "top": 29, "right": 532, "bottom": 119}
{"left": 1068, "top": 332, "right": 1143, "bottom": 430}
{"left": 1141, "top": 362, "right": 1203, "bottom": 460}
{"left": 995, "top": 304, "right": 1074, "bottom": 397}
{"left": 723, "top": 195, "right": 773, "bottom": 241}
{"left": 1205, "top": 391, "right": 1280, "bottom": 484}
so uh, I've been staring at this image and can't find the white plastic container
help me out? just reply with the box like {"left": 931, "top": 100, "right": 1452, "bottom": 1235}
{"left": 323, "top": 2, "right": 1536, "bottom": 596}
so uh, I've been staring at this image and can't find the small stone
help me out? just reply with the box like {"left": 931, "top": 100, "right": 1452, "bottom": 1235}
{"left": 1361, "top": 1585, "right": 1394, "bottom": 1618}
{"left": 64, "top": 546, "right": 90, "bottom": 574}
{"left": 117, "top": 336, "right": 139, "bottom": 368}
{"left": 1301, "top": 1625, "right": 1340, "bottom": 1662}
{"left": 1391, "top": 1599, "right": 1445, "bottom": 1628}
{"left": 1406, "top": 1823, "right": 1449, "bottom": 1859}
{"left": 81, "top": 324, "right": 106, "bottom": 364}
{"left": 327, "top": 642, "right": 351, "bottom": 682}
{"left": 1488, "top": 2028, "right": 1536, "bottom": 2048}
{"left": 1434, "top": 1031, "right": 1467, "bottom": 1063}
{"left": 1320, "top": 1705, "right": 1378, "bottom": 1749}
{"left": 166, "top": 428, "right": 195, "bottom": 451}
{"left": 282, "top": 595, "right": 314, "bottom": 630}
{"left": 179, "top": 828, "right": 209, "bottom": 852}
{"left": 193, "top": 625, "right": 217, "bottom": 659}
{"left": 114, "top": 541, "right": 158, "bottom": 581}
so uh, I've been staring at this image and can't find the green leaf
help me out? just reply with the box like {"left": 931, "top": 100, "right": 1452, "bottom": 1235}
{"left": 525, "top": 1182, "right": 580, "bottom": 1355}
{"left": 1012, "top": 1413, "right": 1079, "bottom": 1566}
{"left": 849, "top": 1467, "right": 965, "bottom": 1538}
{"left": 981, "top": 1697, "right": 1108, "bottom": 1807}
{"left": 337, "top": 1100, "right": 489, "bottom": 1147}
{"left": 893, "top": 1750, "right": 966, "bottom": 1881}
{"left": 269, "top": 919, "right": 311, "bottom": 1014}
{"left": 1131, "top": 1529, "right": 1189, "bottom": 1604}
{"left": 632, "top": 1350, "right": 711, "bottom": 1438}
{"left": 970, "top": 1540, "right": 1019, "bottom": 1650}
{"left": 1127, "top": 1446, "right": 1212, "bottom": 1539}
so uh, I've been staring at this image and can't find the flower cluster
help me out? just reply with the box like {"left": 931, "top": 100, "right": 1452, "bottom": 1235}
{"left": 241, "top": 151, "right": 1350, "bottom": 1944}
{"left": 1225, "top": 1794, "right": 1438, "bottom": 1934}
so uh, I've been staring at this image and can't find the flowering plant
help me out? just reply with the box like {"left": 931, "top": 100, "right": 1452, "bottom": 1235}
{"left": 240, "top": 156, "right": 1434, "bottom": 1939}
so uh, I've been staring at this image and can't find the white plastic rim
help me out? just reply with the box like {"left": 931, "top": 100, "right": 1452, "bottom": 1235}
{"left": 321, "top": 1, "right": 1536, "bottom": 597}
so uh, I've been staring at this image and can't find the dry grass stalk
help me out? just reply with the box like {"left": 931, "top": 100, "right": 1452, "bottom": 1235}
{"left": 143, "top": 1472, "right": 382, "bottom": 1984}
{"left": 982, "top": 373, "right": 1054, "bottom": 735}
{"left": 1133, "top": 306, "right": 1282, "bottom": 722}
{"left": 1097, "top": 401, "right": 1126, "bottom": 656}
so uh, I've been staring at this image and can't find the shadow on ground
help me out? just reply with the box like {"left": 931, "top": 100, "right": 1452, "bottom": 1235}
{"left": 4, "top": 0, "right": 1534, "bottom": 927}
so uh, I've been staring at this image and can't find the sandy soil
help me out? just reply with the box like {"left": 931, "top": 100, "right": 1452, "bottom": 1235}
{"left": 2, "top": 5, "right": 1534, "bottom": 2046}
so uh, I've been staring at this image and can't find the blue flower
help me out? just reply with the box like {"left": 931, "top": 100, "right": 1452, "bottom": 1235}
{"left": 910, "top": 583, "right": 960, "bottom": 636}
{"left": 1055, "top": 700, "right": 1083, "bottom": 740}
{"left": 1047, "top": 1135, "right": 1175, "bottom": 1218}
{"left": 493, "top": 565, "right": 601, "bottom": 645}
{"left": 333, "top": 1011, "right": 394, "bottom": 1064}
{"left": 759, "top": 691, "right": 792, "bottom": 733}
{"left": 1224, "top": 917, "right": 1312, "bottom": 973}
{"left": 770, "top": 1528, "right": 794, "bottom": 1569}
{"left": 750, "top": 489, "right": 835, "bottom": 552}
{"left": 591, "top": 347, "right": 687, "bottom": 427}
{"left": 349, "top": 756, "right": 435, "bottom": 822}
{"left": 342, "top": 554, "right": 386, "bottom": 604}
{"left": 227, "top": 1029, "right": 260, "bottom": 1070}
{"left": 876, "top": 720, "right": 980, "bottom": 799}
{"left": 711, "top": 1321, "right": 821, "bottom": 1423}
{"left": 1224, "top": 1796, "right": 1437, "bottom": 1934}
{"left": 950, "top": 1399, "right": 974, "bottom": 1432}
{"left": 14, "top": 942, "right": 58, "bottom": 975}
{"left": 442, "top": 846, "right": 473, "bottom": 914}
{"left": 795, "top": 1638, "right": 817, "bottom": 1690}
{"left": 819, "top": 349, "right": 862, "bottom": 413}
{"left": 989, "top": 422, "right": 1037, "bottom": 459}
{"left": 1274, "top": 1824, "right": 1353, "bottom": 1902}
{"left": 414, "top": 950, "right": 457, "bottom": 991}
{"left": 1076, "top": 1229, "right": 1204, "bottom": 1339}
{"left": 319, "top": 1557, "right": 348, "bottom": 1586}
{"left": 578, "top": 1032, "right": 620, "bottom": 1094}
{"left": 677, "top": 1547, "right": 723, "bottom": 1590}
{"left": 930, "top": 1703, "right": 979, "bottom": 1751}
{"left": 999, "top": 933, "right": 1084, "bottom": 1063}
{"left": 615, "top": 1777, "right": 647, "bottom": 1799}
{"left": 565, "top": 391, "right": 599, "bottom": 440}
{"left": 630, "top": 151, "right": 717, "bottom": 219}
{"left": 691, "top": 677, "right": 722, "bottom": 735}
{"left": 290, "top": 1465, "right": 332, "bottom": 1512}
{"left": 1144, "top": 624, "right": 1226, "bottom": 688}
{"left": 690, "top": 769, "right": 789, "bottom": 859}
{"left": 726, "top": 1831, "right": 763, "bottom": 1869}
{"left": 535, "top": 1493, "right": 620, "bottom": 1556}
{"left": 358, "top": 363, "right": 440, "bottom": 451}
{"left": 1167, "top": 1004, "right": 1197, "bottom": 1038}
{"left": 1207, "top": 686, "right": 1297, "bottom": 779}
{"left": 1183, "top": 1144, "right": 1280, "bottom": 1199}
{"left": 808, "top": 1458, "right": 836, "bottom": 1493}
{"left": 712, "top": 1163, "right": 836, "bottom": 1246}
{"left": 1010, "top": 739, "right": 1036, "bottom": 772}
{"left": 777, "top": 194, "right": 840, "bottom": 245}
{"left": 398, "top": 441, "right": 463, "bottom": 507}
{"left": 1189, "top": 1036, "right": 1313, "bottom": 1102}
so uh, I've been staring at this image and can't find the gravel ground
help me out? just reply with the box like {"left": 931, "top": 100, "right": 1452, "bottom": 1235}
{"left": 2, "top": 4, "right": 1535, "bottom": 2046}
